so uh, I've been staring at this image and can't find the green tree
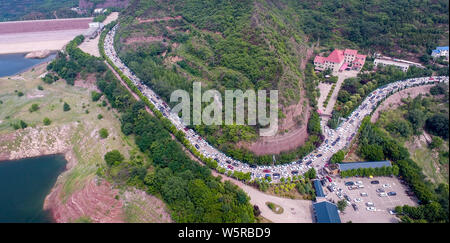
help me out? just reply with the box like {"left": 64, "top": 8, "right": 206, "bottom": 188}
{"left": 29, "top": 103, "right": 39, "bottom": 112}
{"left": 99, "top": 128, "right": 109, "bottom": 139}
{"left": 91, "top": 91, "right": 103, "bottom": 102}
{"left": 63, "top": 102, "right": 71, "bottom": 111}
{"left": 429, "top": 136, "right": 443, "bottom": 149}
{"left": 360, "top": 144, "right": 385, "bottom": 161}
{"left": 337, "top": 199, "right": 348, "bottom": 212}
{"left": 43, "top": 117, "right": 51, "bottom": 126}
{"left": 104, "top": 150, "right": 124, "bottom": 167}
{"left": 331, "top": 150, "right": 345, "bottom": 163}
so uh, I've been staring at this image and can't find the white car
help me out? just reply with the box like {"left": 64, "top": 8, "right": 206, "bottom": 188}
{"left": 378, "top": 192, "right": 388, "bottom": 197}
{"left": 389, "top": 210, "right": 396, "bottom": 215}
{"left": 354, "top": 198, "right": 362, "bottom": 203}
{"left": 366, "top": 207, "right": 376, "bottom": 212}
{"left": 366, "top": 202, "right": 374, "bottom": 207}
{"left": 382, "top": 184, "right": 391, "bottom": 188}
{"left": 360, "top": 192, "right": 368, "bottom": 197}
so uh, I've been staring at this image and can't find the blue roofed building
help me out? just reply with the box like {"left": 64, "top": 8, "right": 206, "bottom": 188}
{"left": 313, "top": 179, "right": 325, "bottom": 198}
{"left": 338, "top": 161, "right": 392, "bottom": 172}
{"left": 313, "top": 201, "right": 341, "bottom": 223}
{"left": 431, "top": 46, "right": 449, "bottom": 59}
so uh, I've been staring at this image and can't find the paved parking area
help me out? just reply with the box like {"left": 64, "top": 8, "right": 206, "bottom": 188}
{"left": 323, "top": 176, "right": 418, "bottom": 223}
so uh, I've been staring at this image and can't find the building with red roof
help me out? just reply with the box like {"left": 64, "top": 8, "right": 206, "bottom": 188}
{"left": 314, "top": 49, "right": 366, "bottom": 72}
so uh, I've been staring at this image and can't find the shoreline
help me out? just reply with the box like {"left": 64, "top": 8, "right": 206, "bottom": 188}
{"left": 0, "top": 55, "right": 56, "bottom": 78}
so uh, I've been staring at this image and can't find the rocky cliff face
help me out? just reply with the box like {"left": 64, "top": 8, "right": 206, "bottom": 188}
{"left": 79, "top": 0, "right": 129, "bottom": 9}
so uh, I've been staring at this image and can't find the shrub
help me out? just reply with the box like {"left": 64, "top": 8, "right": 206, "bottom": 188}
{"left": 91, "top": 91, "right": 103, "bottom": 102}
{"left": 63, "top": 102, "right": 71, "bottom": 111}
{"left": 99, "top": 128, "right": 109, "bottom": 139}
{"left": 29, "top": 103, "right": 39, "bottom": 112}
{"left": 104, "top": 150, "right": 124, "bottom": 167}
{"left": 43, "top": 117, "right": 51, "bottom": 126}
{"left": 97, "top": 114, "right": 103, "bottom": 120}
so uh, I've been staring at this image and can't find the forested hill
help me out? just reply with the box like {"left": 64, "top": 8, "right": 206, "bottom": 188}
{"left": 114, "top": 0, "right": 449, "bottom": 164}
{"left": 292, "top": 0, "right": 449, "bottom": 61}
{"left": 0, "top": 0, "right": 79, "bottom": 21}
{"left": 116, "top": 0, "right": 319, "bottom": 163}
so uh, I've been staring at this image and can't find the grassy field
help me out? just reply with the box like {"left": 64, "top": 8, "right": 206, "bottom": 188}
{"left": 0, "top": 63, "right": 151, "bottom": 210}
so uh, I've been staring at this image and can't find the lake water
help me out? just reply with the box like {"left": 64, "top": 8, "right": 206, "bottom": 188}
{"left": 0, "top": 53, "right": 56, "bottom": 77}
{"left": 0, "top": 154, "right": 67, "bottom": 223}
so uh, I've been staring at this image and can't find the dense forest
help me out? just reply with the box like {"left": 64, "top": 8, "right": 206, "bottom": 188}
{"left": 44, "top": 32, "right": 256, "bottom": 223}
{"left": 290, "top": 0, "right": 449, "bottom": 60}
{"left": 0, "top": 0, "right": 80, "bottom": 21}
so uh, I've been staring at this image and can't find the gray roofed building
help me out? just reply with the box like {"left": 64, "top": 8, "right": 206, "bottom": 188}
{"left": 338, "top": 160, "right": 392, "bottom": 171}
{"left": 313, "top": 179, "right": 325, "bottom": 198}
{"left": 313, "top": 201, "right": 341, "bottom": 223}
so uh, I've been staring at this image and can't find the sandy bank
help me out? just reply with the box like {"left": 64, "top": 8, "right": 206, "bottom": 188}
{"left": 25, "top": 50, "right": 53, "bottom": 59}
{"left": 0, "top": 29, "right": 88, "bottom": 54}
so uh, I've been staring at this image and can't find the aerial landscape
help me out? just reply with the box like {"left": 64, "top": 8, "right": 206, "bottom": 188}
{"left": 0, "top": 0, "right": 448, "bottom": 228}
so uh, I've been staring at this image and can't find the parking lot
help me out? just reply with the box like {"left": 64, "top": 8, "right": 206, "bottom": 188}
{"left": 324, "top": 176, "right": 418, "bottom": 223}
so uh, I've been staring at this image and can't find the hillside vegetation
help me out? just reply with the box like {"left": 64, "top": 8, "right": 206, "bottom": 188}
{"left": 42, "top": 33, "right": 256, "bottom": 222}
{"left": 354, "top": 85, "right": 449, "bottom": 223}
{"left": 0, "top": 0, "right": 80, "bottom": 21}
{"left": 115, "top": 0, "right": 319, "bottom": 164}
{"left": 292, "top": 0, "right": 449, "bottom": 60}
{"left": 113, "top": 0, "right": 448, "bottom": 164}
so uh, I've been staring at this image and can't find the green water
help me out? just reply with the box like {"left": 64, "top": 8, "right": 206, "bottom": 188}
{"left": 0, "top": 154, "right": 67, "bottom": 223}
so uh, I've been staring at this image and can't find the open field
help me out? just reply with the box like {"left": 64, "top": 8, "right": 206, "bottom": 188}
{"left": 0, "top": 18, "right": 92, "bottom": 54}
{"left": 406, "top": 133, "right": 449, "bottom": 185}
{"left": 0, "top": 63, "right": 170, "bottom": 222}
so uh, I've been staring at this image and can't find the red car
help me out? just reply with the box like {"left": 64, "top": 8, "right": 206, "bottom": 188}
{"left": 326, "top": 176, "right": 332, "bottom": 182}
{"left": 184, "top": 127, "right": 189, "bottom": 131}
{"left": 263, "top": 169, "right": 271, "bottom": 173}
{"left": 227, "top": 165, "right": 234, "bottom": 170}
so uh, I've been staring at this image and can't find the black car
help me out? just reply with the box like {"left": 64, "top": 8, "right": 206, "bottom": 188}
{"left": 388, "top": 191, "right": 397, "bottom": 196}
{"left": 352, "top": 203, "right": 358, "bottom": 211}
{"left": 297, "top": 160, "right": 303, "bottom": 164}
{"left": 214, "top": 158, "right": 219, "bottom": 162}
{"left": 195, "top": 144, "right": 200, "bottom": 149}
{"left": 371, "top": 180, "right": 380, "bottom": 184}
{"left": 306, "top": 161, "right": 312, "bottom": 165}
{"left": 345, "top": 181, "right": 354, "bottom": 186}
{"left": 226, "top": 160, "right": 232, "bottom": 164}
{"left": 249, "top": 164, "right": 257, "bottom": 168}
{"left": 291, "top": 170, "right": 299, "bottom": 175}
{"left": 317, "top": 154, "right": 322, "bottom": 158}
{"left": 320, "top": 179, "right": 327, "bottom": 186}
{"left": 232, "top": 162, "right": 239, "bottom": 167}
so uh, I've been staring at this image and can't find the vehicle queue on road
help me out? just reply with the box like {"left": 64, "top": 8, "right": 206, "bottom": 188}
{"left": 104, "top": 24, "right": 449, "bottom": 183}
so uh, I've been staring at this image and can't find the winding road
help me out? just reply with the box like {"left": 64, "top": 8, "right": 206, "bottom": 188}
{"left": 103, "top": 24, "right": 449, "bottom": 184}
